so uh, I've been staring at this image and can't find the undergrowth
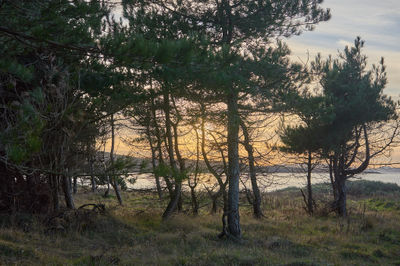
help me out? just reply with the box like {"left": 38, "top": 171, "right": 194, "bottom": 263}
{"left": 1, "top": 180, "right": 399, "bottom": 265}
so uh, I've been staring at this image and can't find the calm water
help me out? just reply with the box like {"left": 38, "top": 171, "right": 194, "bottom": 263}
{"left": 129, "top": 171, "right": 400, "bottom": 192}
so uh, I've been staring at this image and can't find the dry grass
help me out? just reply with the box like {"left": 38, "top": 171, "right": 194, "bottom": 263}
{"left": 1, "top": 185, "right": 400, "bottom": 265}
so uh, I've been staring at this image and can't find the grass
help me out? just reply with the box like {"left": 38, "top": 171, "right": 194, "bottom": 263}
{"left": 1, "top": 180, "right": 400, "bottom": 265}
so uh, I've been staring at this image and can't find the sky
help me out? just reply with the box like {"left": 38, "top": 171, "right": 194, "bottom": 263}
{"left": 113, "top": 0, "right": 400, "bottom": 94}
{"left": 286, "top": 0, "right": 400, "bottom": 97}
{"left": 287, "top": 0, "right": 400, "bottom": 163}
{"left": 112, "top": 0, "right": 400, "bottom": 95}
{"left": 111, "top": 0, "right": 400, "bottom": 163}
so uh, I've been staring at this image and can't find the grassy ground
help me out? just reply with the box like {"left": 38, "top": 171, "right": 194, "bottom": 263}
{"left": 1, "top": 181, "right": 400, "bottom": 265}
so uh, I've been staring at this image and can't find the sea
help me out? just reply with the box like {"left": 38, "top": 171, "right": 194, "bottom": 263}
{"left": 128, "top": 168, "right": 400, "bottom": 192}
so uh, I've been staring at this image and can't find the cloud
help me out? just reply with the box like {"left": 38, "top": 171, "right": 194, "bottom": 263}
{"left": 284, "top": 0, "right": 400, "bottom": 97}
{"left": 287, "top": 38, "right": 400, "bottom": 97}
{"left": 336, "top": 39, "right": 353, "bottom": 48}
{"left": 313, "top": 0, "right": 400, "bottom": 52}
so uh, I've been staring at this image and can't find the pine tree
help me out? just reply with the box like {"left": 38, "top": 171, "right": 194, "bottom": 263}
{"left": 283, "top": 37, "right": 399, "bottom": 217}
{"left": 122, "top": 0, "right": 330, "bottom": 239}
{"left": 280, "top": 93, "right": 332, "bottom": 214}
{"left": 0, "top": 0, "right": 112, "bottom": 212}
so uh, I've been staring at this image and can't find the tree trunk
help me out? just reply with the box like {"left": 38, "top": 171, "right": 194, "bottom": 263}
{"left": 111, "top": 181, "right": 123, "bottom": 205}
{"left": 73, "top": 176, "right": 77, "bottom": 194}
{"left": 110, "top": 114, "right": 123, "bottom": 205}
{"left": 91, "top": 177, "right": 96, "bottom": 193}
{"left": 328, "top": 158, "right": 337, "bottom": 202}
{"left": 240, "top": 119, "right": 262, "bottom": 218}
{"left": 306, "top": 151, "right": 314, "bottom": 215}
{"left": 62, "top": 175, "right": 75, "bottom": 209}
{"left": 161, "top": 118, "right": 176, "bottom": 202}
{"left": 226, "top": 90, "right": 241, "bottom": 239}
{"left": 162, "top": 182, "right": 182, "bottom": 219}
{"left": 200, "top": 106, "right": 228, "bottom": 215}
{"left": 211, "top": 196, "right": 218, "bottom": 214}
{"left": 146, "top": 112, "right": 162, "bottom": 200}
{"left": 190, "top": 187, "right": 199, "bottom": 215}
{"left": 89, "top": 157, "right": 96, "bottom": 192}
{"left": 148, "top": 134, "right": 162, "bottom": 200}
{"left": 103, "top": 148, "right": 110, "bottom": 197}
{"left": 162, "top": 89, "right": 180, "bottom": 219}
{"left": 69, "top": 176, "right": 73, "bottom": 194}
{"left": 151, "top": 96, "right": 171, "bottom": 199}
{"left": 189, "top": 126, "right": 200, "bottom": 215}
{"left": 151, "top": 155, "right": 163, "bottom": 200}
{"left": 334, "top": 124, "right": 370, "bottom": 217}
{"left": 91, "top": 175, "right": 96, "bottom": 193}
{"left": 51, "top": 174, "right": 60, "bottom": 212}
{"left": 336, "top": 176, "right": 347, "bottom": 217}
{"left": 178, "top": 193, "right": 183, "bottom": 212}
{"left": 222, "top": 186, "right": 228, "bottom": 214}
{"left": 104, "top": 175, "right": 110, "bottom": 197}
{"left": 172, "top": 122, "right": 185, "bottom": 212}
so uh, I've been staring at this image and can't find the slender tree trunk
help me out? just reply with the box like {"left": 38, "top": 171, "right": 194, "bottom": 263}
{"left": 190, "top": 187, "right": 198, "bottom": 215}
{"left": 62, "top": 175, "right": 75, "bottom": 209}
{"left": 91, "top": 176, "right": 96, "bottom": 193}
{"left": 111, "top": 181, "right": 123, "bottom": 205}
{"left": 110, "top": 114, "right": 123, "bottom": 205}
{"left": 163, "top": 173, "right": 174, "bottom": 200}
{"left": 102, "top": 144, "right": 110, "bottom": 197}
{"left": 151, "top": 97, "right": 173, "bottom": 199}
{"left": 334, "top": 125, "right": 369, "bottom": 217}
{"left": 336, "top": 176, "right": 347, "bottom": 217}
{"left": 163, "top": 182, "right": 182, "bottom": 219}
{"left": 177, "top": 193, "right": 183, "bottom": 212}
{"left": 172, "top": 122, "right": 185, "bottom": 212}
{"left": 59, "top": 133, "right": 75, "bottom": 209}
{"left": 328, "top": 158, "right": 337, "bottom": 202}
{"left": 204, "top": 185, "right": 220, "bottom": 214}
{"left": 162, "top": 89, "right": 180, "bottom": 219}
{"left": 208, "top": 189, "right": 225, "bottom": 214}
{"left": 200, "top": 106, "right": 228, "bottom": 215}
{"left": 189, "top": 127, "right": 200, "bottom": 215}
{"left": 240, "top": 120, "right": 262, "bottom": 218}
{"left": 306, "top": 151, "right": 314, "bottom": 215}
{"left": 69, "top": 176, "right": 73, "bottom": 194}
{"left": 89, "top": 157, "right": 96, "bottom": 192}
{"left": 211, "top": 195, "right": 218, "bottom": 214}
{"left": 149, "top": 142, "right": 162, "bottom": 200}
{"left": 158, "top": 141, "right": 174, "bottom": 200}
{"left": 151, "top": 153, "right": 163, "bottom": 200}
{"left": 226, "top": 90, "right": 241, "bottom": 239}
{"left": 51, "top": 174, "right": 60, "bottom": 212}
{"left": 73, "top": 176, "right": 77, "bottom": 194}
{"left": 161, "top": 133, "right": 175, "bottom": 200}
{"left": 145, "top": 109, "right": 163, "bottom": 199}
{"left": 222, "top": 186, "right": 228, "bottom": 213}
{"left": 147, "top": 81, "right": 163, "bottom": 199}
{"left": 104, "top": 175, "right": 110, "bottom": 197}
